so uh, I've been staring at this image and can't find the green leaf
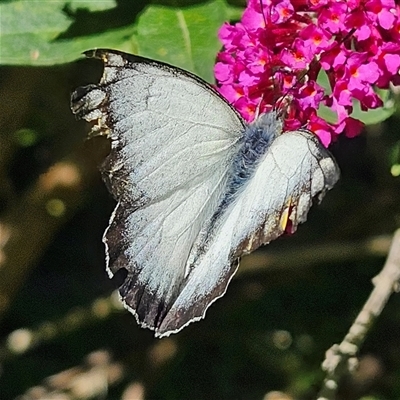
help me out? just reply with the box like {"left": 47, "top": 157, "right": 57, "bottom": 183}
{"left": 0, "top": 0, "right": 240, "bottom": 82}
{"left": 136, "top": 1, "right": 234, "bottom": 82}
{"left": 0, "top": 0, "right": 129, "bottom": 65}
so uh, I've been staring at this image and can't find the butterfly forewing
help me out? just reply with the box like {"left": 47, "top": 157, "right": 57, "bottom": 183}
{"left": 71, "top": 49, "right": 246, "bottom": 335}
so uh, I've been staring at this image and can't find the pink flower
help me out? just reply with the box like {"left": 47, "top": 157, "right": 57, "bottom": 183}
{"left": 214, "top": 0, "right": 400, "bottom": 146}
{"left": 333, "top": 80, "right": 353, "bottom": 107}
{"left": 308, "top": 113, "right": 334, "bottom": 147}
{"left": 274, "top": 0, "right": 295, "bottom": 23}
{"left": 319, "top": 2, "right": 348, "bottom": 33}
{"left": 300, "top": 25, "right": 332, "bottom": 53}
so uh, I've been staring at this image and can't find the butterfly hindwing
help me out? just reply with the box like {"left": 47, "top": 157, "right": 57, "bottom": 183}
{"left": 157, "top": 127, "right": 339, "bottom": 334}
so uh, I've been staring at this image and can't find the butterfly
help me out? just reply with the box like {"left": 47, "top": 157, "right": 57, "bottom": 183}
{"left": 71, "top": 49, "right": 339, "bottom": 338}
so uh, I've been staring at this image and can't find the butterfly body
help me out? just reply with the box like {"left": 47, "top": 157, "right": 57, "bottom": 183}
{"left": 71, "top": 49, "right": 339, "bottom": 337}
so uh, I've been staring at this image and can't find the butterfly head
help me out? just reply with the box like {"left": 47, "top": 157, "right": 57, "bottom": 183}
{"left": 250, "top": 71, "right": 307, "bottom": 138}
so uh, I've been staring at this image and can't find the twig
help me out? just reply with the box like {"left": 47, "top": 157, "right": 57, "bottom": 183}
{"left": 317, "top": 229, "right": 400, "bottom": 399}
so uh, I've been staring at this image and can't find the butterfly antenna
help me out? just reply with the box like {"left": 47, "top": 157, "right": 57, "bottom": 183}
{"left": 270, "top": 69, "right": 292, "bottom": 116}
{"left": 259, "top": 0, "right": 268, "bottom": 28}
{"left": 254, "top": 93, "right": 266, "bottom": 119}
{"left": 342, "top": 28, "right": 356, "bottom": 46}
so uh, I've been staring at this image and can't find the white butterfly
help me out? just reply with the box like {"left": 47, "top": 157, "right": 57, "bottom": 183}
{"left": 71, "top": 49, "right": 339, "bottom": 338}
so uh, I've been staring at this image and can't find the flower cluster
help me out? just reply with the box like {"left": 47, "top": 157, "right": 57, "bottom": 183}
{"left": 214, "top": 0, "right": 400, "bottom": 146}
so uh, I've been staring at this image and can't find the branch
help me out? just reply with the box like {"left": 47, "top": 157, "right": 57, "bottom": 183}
{"left": 317, "top": 229, "right": 400, "bottom": 399}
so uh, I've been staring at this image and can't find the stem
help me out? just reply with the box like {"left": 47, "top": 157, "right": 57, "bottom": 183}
{"left": 318, "top": 229, "right": 400, "bottom": 399}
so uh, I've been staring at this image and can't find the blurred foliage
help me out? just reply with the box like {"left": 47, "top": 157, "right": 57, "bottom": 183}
{"left": 1, "top": 1, "right": 400, "bottom": 400}
{"left": 0, "top": 0, "right": 242, "bottom": 82}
